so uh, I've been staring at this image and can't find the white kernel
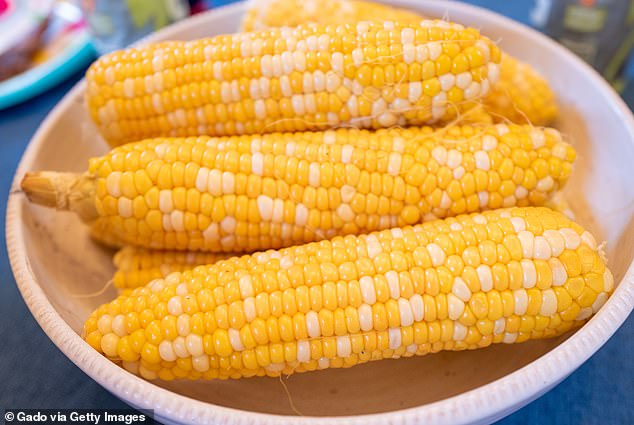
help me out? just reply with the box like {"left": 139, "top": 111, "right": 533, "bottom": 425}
{"left": 335, "top": 204, "right": 353, "bottom": 222}
{"left": 533, "top": 236, "right": 551, "bottom": 260}
{"left": 409, "top": 294, "right": 424, "bottom": 321}
{"left": 493, "top": 318, "right": 506, "bottom": 335}
{"left": 408, "top": 82, "right": 422, "bottom": 102}
{"left": 195, "top": 168, "right": 209, "bottom": 192}
{"left": 464, "top": 82, "right": 481, "bottom": 100}
{"left": 543, "top": 229, "right": 565, "bottom": 256}
{"left": 478, "top": 191, "right": 489, "bottom": 207}
{"left": 167, "top": 296, "right": 183, "bottom": 315}
{"left": 123, "top": 78, "right": 135, "bottom": 98}
{"left": 477, "top": 265, "right": 493, "bottom": 292}
{"left": 159, "top": 341, "right": 177, "bottom": 362}
{"left": 474, "top": 151, "right": 490, "bottom": 170}
{"left": 156, "top": 191, "right": 173, "bottom": 214}
{"left": 331, "top": 52, "right": 343, "bottom": 73}
{"left": 531, "top": 129, "right": 545, "bottom": 148}
{"left": 291, "top": 50, "right": 306, "bottom": 72}
{"left": 251, "top": 152, "right": 264, "bottom": 176}
{"left": 482, "top": 135, "right": 498, "bottom": 151}
{"left": 540, "top": 289, "right": 558, "bottom": 316}
{"left": 456, "top": 72, "right": 472, "bottom": 90}
{"left": 309, "top": 162, "right": 320, "bottom": 187}
{"left": 445, "top": 149, "right": 462, "bottom": 169}
{"left": 297, "top": 340, "right": 310, "bottom": 362}
{"left": 208, "top": 169, "right": 222, "bottom": 196}
{"left": 447, "top": 293, "right": 465, "bottom": 320}
{"left": 513, "top": 289, "right": 528, "bottom": 315}
{"left": 431, "top": 92, "right": 447, "bottom": 120}
{"left": 213, "top": 61, "right": 223, "bottom": 80}
{"left": 279, "top": 75, "right": 292, "bottom": 97}
{"left": 111, "top": 315, "right": 126, "bottom": 337}
{"left": 172, "top": 337, "right": 188, "bottom": 358}
{"left": 452, "top": 277, "right": 472, "bottom": 302}
{"left": 604, "top": 269, "right": 614, "bottom": 292}
{"left": 341, "top": 144, "right": 354, "bottom": 164}
{"left": 518, "top": 231, "right": 535, "bottom": 259}
{"left": 403, "top": 43, "right": 416, "bottom": 64}
{"left": 536, "top": 176, "right": 555, "bottom": 192}
{"left": 398, "top": 298, "right": 414, "bottom": 326}
{"left": 239, "top": 275, "right": 254, "bottom": 298}
{"left": 515, "top": 186, "right": 528, "bottom": 199}
{"left": 186, "top": 334, "right": 204, "bottom": 357}
{"left": 177, "top": 314, "right": 190, "bottom": 336}
{"left": 453, "top": 322, "right": 468, "bottom": 341}
{"left": 341, "top": 185, "right": 356, "bottom": 203}
{"left": 449, "top": 222, "right": 463, "bottom": 231}
{"left": 202, "top": 222, "right": 219, "bottom": 241}
{"left": 495, "top": 123, "right": 509, "bottom": 136}
{"left": 560, "top": 228, "right": 581, "bottom": 250}
{"left": 359, "top": 276, "right": 377, "bottom": 304}
{"left": 97, "top": 315, "right": 112, "bottom": 335}
{"left": 521, "top": 259, "right": 537, "bottom": 288}
{"left": 257, "top": 195, "right": 273, "bottom": 220}
{"left": 192, "top": 355, "right": 210, "bottom": 372}
{"left": 592, "top": 292, "right": 609, "bottom": 313}
{"left": 244, "top": 297, "right": 256, "bottom": 321}
{"left": 359, "top": 304, "right": 373, "bottom": 331}
{"left": 453, "top": 166, "right": 465, "bottom": 179}
{"left": 388, "top": 328, "right": 402, "bottom": 350}
{"left": 117, "top": 197, "right": 133, "bottom": 218}
{"left": 170, "top": 210, "right": 184, "bottom": 232}
{"left": 439, "top": 74, "right": 456, "bottom": 91}
{"left": 503, "top": 333, "right": 518, "bottom": 344}
{"left": 336, "top": 336, "right": 352, "bottom": 357}
{"left": 431, "top": 146, "right": 447, "bottom": 165}
{"left": 366, "top": 235, "right": 382, "bottom": 258}
{"left": 549, "top": 258, "right": 568, "bottom": 286}
{"left": 295, "top": 204, "right": 308, "bottom": 226}
{"left": 427, "top": 243, "right": 446, "bottom": 266}
{"left": 428, "top": 43, "right": 442, "bottom": 60}
{"left": 306, "top": 311, "right": 320, "bottom": 338}
{"left": 106, "top": 172, "right": 122, "bottom": 197}
{"left": 386, "top": 271, "right": 400, "bottom": 299}
{"left": 229, "top": 328, "right": 244, "bottom": 351}
{"left": 254, "top": 99, "right": 266, "bottom": 120}
{"left": 580, "top": 231, "right": 597, "bottom": 250}
{"left": 576, "top": 307, "right": 593, "bottom": 321}
{"left": 416, "top": 45, "right": 429, "bottom": 62}
{"left": 488, "top": 62, "right": 500, "bottom": 84}
{"left": 272, "top": 199, "right": 284, "bottom": 222}
{"left": 313, "top": 70, "right": 326, "bottom": 92}
{"left": 473, "top": 214, "right": 487, "bottom": 225}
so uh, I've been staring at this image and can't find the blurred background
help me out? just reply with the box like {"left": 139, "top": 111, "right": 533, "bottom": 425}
{"left": 1, "top": 0, "right": 633, "bottom": 109}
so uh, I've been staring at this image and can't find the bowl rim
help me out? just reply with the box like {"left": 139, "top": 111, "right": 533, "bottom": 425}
{"left": 6, "top": 1, "right": 634, "bottom": 424}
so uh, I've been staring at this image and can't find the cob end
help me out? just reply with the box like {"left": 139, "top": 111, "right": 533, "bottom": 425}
{"left": 21, "top": 171, "right": 98, "bottom": 221}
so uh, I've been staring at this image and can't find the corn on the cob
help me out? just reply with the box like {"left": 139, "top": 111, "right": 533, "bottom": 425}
{"left": 240, "top": 0, "right": 558, "bottom": 126}
{"left": 83, "top": 207, "right": 613, "bottom": 381}
{"left": 22, "top": 125, "right": 575, "bottom": 252}
{"left": 86, "top": 20, "right": 502, "bottom": 146}
{"left": 484, "top": 55, "right": 557, "bottom": 126}
{"left": 113, "top": 246, "right": 234, "bottom": 290}
{"left": 241, "top": 0, "right": 422, "bottom": 32}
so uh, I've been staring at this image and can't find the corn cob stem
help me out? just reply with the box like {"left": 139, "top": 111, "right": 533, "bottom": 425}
{"left": 21, "top": 125, "right": 576, "bottom": 253}
{"left": 83, "top": 207, "right": 613, "bottom": 381}
{"left": 21, "top": 172, "right": 98, "bottom": 221}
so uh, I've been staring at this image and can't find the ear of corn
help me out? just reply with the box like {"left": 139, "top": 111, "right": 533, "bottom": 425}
{"left": 484, "top": 55, "right": 557, "bottom": 126}
{"left": 86, "top": 20, "right": 502, "bottom": 146}
{"left": 22, "top": 125, "right": 576, "bottom": 253}
{"left": 241, "top": 0, "right": 422, "bottom": 32}
{"left": 83, "top": 207, "right": 613, "bottom": 381}
{"left": 240, "top": 0, "right": 558, "bottom": 127}
{"left": 113, "top": 246, "right": 234, "bottom": 290}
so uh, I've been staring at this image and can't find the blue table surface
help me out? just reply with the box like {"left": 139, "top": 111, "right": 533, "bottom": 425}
{"left": 1, "top": 1, "right": 634, "bottom": 423}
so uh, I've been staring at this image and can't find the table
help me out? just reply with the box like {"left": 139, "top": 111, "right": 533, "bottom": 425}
{"left": 1, "top": 3, "right": 633, "bottom": 424}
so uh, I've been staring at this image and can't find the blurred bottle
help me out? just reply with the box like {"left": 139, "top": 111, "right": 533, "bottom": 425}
{"left": 82, "top": 0, "right": 190, "bottom": 53}
{"left": 531, "top": 0, "right": 634, "bottom": 88}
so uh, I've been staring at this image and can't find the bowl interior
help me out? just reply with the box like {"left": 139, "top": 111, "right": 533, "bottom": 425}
{"left": 16, "top": 0, "right": 634, "bottom": 417}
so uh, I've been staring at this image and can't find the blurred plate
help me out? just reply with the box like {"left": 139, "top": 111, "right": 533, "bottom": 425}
{"left": 0, "top": 0, "right": 95, "bottom": 110}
